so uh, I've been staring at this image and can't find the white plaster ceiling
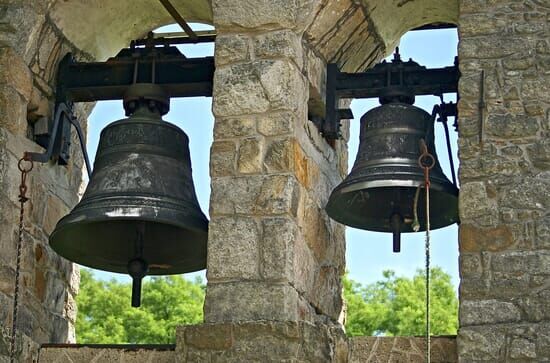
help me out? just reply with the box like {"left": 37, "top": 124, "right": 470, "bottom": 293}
{"left": 50, "top": 0, "right": 213, "bottom": 60}
{"left": 361, "top": 0, "right": 459, "bottom": 53}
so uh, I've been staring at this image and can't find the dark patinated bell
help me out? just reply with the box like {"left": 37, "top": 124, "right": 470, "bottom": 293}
{"left": 49, "top": 84, "right": 208, "bottom": 306}
{"left": 325, "top": 101, "right": 458, "bottom": 252}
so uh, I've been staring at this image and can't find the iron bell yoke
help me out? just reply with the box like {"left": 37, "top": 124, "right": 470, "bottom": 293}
{"left": 49, "top": 83, "right": 209, "bottom": 306}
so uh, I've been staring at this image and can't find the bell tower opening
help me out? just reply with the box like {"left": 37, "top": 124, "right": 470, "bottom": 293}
{"left": 74, "top": 23, "right": 214, "bottom": 344}
{"left": 343, "top": 27, "right": 460, "bottom": 337}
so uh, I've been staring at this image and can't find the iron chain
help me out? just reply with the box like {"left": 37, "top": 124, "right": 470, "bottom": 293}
{"left": 10, "top": 156, "right": 33, "bottom": 363}
{"left": 418, "top": 140, "right": 433, "bottom": 363}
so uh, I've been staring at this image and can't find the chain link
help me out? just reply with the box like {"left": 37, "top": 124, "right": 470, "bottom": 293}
{"left": 10, "top": 156, "right": 33, "bottom": 363}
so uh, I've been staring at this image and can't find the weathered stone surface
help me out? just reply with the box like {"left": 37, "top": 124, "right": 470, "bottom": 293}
{"left": 237, "top": 137, "right": 263, "bottom": 174}
{"left": 457, "top": 327, "right": 506, "bottom": 362}
{"left": 459, "top": 224, "right": 514, "bottom": 252}
{"left": 491, "top": 250, "right": 550, "bottom": 275}
{"left": 204, "top": 282, "right": 300, "bottom": 322}
{"left": 253, "top": 30, "right": 303, "bottom": 68}
{"left": 176, "top": 321, "right": 347, "bottom": 363}
{"left": 209, "top": 140, "right": 236, "bottom": 177}
{"left": 213, "top": 117, "right": 256, "bottom": 139}
{"left": 213, "top": 60, "right": 307, "bottom": 117}
{"left": 214, "top": 34, "right": 251, "bottom": 67}
{"left": 207, "top": 217, "right": 260, "bottom": 281}
{"left": 253, "top": 175, "right": 300, "bottom": 216}
{"left": 485, "top": 114, "right": 540, "bottom": 139}
{"left": 0, "top": 85, "right": 27, "bottom": 136}
{"left": 263, "top": 137, "right": 293, "bottom": 173}
{"left": 458, "top": 182, "right": 497, "bottom": 222}
{"left": 457, "top": 1, "right": 550, "bottom": 361}
{"left": 210, "top": 176, "right": 261, "bottom": 215}
{"left": 460, "top": 300, "right": 521, "bottom": 326}
{"left": 39, "top": 345, "right": 176, "bottom": 363}
{"left": 212, "top": 0, "right": 317, "bottom": 31}
{"left": 260, "top": 218, "right": 296, "bottom": 281}
{"left": 510, "top": 338, "right": 537, "bottom": 359}
{"left": 0, "top": 47, "right": 33, "bottom": 101}
{"left": 257, "top": 112, "right": 295, "bottom": 136}
{"left": 349, "top": 336, "right": 457, "bottom": 363}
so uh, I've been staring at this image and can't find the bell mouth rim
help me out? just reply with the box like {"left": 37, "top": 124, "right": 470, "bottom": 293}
{"left": 337, "top": 179, "right": 459, "bottom": 195}
{"left": 51, "top": 211, "right": 209, "bottom": 238}
{"left": 49, "top": 217, "right": 208, "bottom": 275}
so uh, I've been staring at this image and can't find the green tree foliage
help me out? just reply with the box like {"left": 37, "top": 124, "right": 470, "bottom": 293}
{"left": 343, "top": 267, "right": 458, "bottom": 337}
{"left": 77, "top": 267, "right": 456, "bottom": 342}
{"left": 76, "top": 269, "right": 205, "bottom": 343}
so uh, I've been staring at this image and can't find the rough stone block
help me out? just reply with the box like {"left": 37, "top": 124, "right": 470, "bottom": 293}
{"left": 184, "top": 323, "right": 233, "bottom": 350}
{"left": 263, "top": 137, "right": 293, "bottom": 173}
{"left": 204, "top": 282, "right": 299, "bottom": 323}
{"left": 510, "top": 338, "right": 537, "bottom": 359}
{"left": 457, "top": 327, "right": 506, "bottom": 362}
{"left": 237, "top": 137, "right": 263, "bottom": 174}
{"left": 207, "top": 217, "right": 260, "bottom": 281}
{"left": 485, "top": 114, "right": 540, "bottom": 139}
{"left": 213, "top": 59, "right": 307, "bottom": 117}
{"left": 210, "top": 140, "right": 236, "bottom": 177}
{"left": 212, "top": 0, "right": 316, "bottom": 31}
{"left": 459, "top": 36, "right": 532, "bottom": 60}
{"left": 459, "top": 224, "right": 514, "bottom": 252}
{"left": 253, "top": 30, "right": 303, "bottom": 67}
{"left": 213, "top": 117, "right": 256, "bottom": 139}
{"left": 498, "top": 173, "right": 550, "bottom": 211}
{"left": 0, "top": 85, "right": 27, "bottom": 136}
{"left": 213, "top": 63, "right": 271, "bottom": 117}
{"left": 491, "top": 250, "right": 550, "bottom": 275}
{"left": 176, "top": 321, "right": 347, "bottom": 363}
{"left": 253, "top": 175, "right": 300, "bottom": 216}
{"left": 349, "top": 336, "right": 457, "bottom": 363}
{"left": 260, "top": 217, "right": 296, "bottom": 281}
{"left": 459, "top": 14, "right": 508, "bottom": 36}
{"left": 257, "top": 112, "right": 295, "bottom": 136}
{"left": 311, "top": 265, "right": 342, "bottom": 320}
{"left": 38, "top": 346, "right": 176, "bottom": 363}
{"left": 42, "top": 195, "right": 69, "bottom": 236}
{"left": 214, "top": 34, "right": 251, "bottom": 66}
{"left": 209, "top": 176, "right": 263, "bottom": 215}
{"left": 458, "top": 182, "right": 497, "bottom": 222}
{"left": 460, "top": 300, "right": 521, "bottom": 326}
{"left": 0, "top": 47, "right": 33, "bottom": 101}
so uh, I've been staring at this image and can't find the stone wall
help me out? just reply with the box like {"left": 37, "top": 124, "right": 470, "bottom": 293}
{"left": 0, "top": 2, "right": 89, "bottom": 361}
{"left": 456, "top": 0, "right": 550, "bottom": 362}
{"left": 349, "top": 336, "right": 457, "bottom": 363}
{"left": 203, "top": 0, "right": 362, "bottom": 327}
{"left": 39, "top": 344, "right": 176, "bottom": 363}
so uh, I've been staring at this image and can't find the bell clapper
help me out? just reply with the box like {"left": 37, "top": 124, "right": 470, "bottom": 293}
{"left": 128, "top": 258, "right": 149, "bottom": 308}
{"left": 390, "top": 213, "right": 403, "bottom": 253}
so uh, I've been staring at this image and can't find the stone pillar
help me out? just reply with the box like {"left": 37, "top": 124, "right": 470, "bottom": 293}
{"left": 0, "top": 3, "right": 87, "bottom": 360}
{"left": 457, "top": 1, "right": 550, "bottom": 362}
{"left": 204, "top": 0, "right": 346, "bottom": 326}
{"left": 177, "top": 0, "right": 349, "bottom": 361}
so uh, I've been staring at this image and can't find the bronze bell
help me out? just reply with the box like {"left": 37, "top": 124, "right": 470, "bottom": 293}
{"left": 49, "top": 84, "right": 208, "bottom": 306}
{"left": 326, "top": 99, "right": 458, "bottom": 252}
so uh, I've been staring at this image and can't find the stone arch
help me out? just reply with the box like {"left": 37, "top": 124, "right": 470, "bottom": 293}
{"left": 49, "top": 0, "right": 213, "bottom": 60}
{"left": 303, "top": 0, "right": 458, "bottom": 73}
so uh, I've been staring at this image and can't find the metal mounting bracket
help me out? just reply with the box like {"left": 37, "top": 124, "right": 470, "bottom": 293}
{"left": 322, "top": 50, "right": 460, "bottom": 140}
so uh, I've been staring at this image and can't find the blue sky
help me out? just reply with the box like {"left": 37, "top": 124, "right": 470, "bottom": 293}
{"left": 86, "top": 25, "right": 459, "bottom": 290}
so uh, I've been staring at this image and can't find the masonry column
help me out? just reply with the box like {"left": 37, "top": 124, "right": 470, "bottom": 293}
{"left": 457, "top": 1, "right": 550, "bottom": 362}
{"left": 176, "top": 0, "right": 348, "bottom": 361}
{"left": 0, "top": 3, "right": 87, "bottom": 361}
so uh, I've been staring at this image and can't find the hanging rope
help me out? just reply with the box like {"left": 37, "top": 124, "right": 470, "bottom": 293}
{"left": 418, "top": 140, "right": 434, "bottom": 363}
{"left": 10, "top": 155, "right": 33, "bottom": 363}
